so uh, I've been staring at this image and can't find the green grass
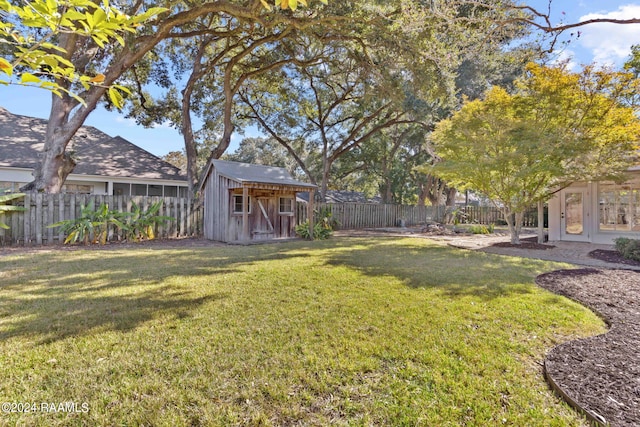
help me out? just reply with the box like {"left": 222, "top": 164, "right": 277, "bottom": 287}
{"left": 0, "top": 237, "right": 603, "bottom": 426}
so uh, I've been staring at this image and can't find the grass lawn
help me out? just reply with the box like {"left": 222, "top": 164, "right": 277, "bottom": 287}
{"left": 0, "top": 237, "right": 603, "bottom": 426}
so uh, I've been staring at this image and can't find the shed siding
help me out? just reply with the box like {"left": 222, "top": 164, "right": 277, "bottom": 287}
{"left": 202, "top": 161, "right": 312, "bottom": 243}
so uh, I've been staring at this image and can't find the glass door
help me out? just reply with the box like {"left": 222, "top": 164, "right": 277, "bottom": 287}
{"left": 561, "top": 188, "right": 590, "bottom": 241}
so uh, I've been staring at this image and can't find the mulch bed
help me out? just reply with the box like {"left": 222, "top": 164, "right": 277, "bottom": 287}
{"left": 491, "top": 236, "right": 555, "bottom": 250}
{"left": 536, "top": 268, "right": 640, "bottom": 426}
{"left": 589, "top": 249, "right": 640, "bottom": 267}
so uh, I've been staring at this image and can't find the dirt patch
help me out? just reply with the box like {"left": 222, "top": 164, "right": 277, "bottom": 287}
{"left": 0, "top": 237, "right": 226, "bottom": 257}
{"left": 536, "top": 268, "right": 640, "bottom": 426}
{"left": 589, "top": 249, "right": 640, "bottom": 267}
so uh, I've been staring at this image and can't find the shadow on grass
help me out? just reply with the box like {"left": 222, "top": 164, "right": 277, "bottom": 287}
{"left": 323, "top": 238, "right": 551, "bottom": 299}
{"left": 0, "top": 287, "right": 224, "bottom": 345}
{"left": 0, "top": 246, "right": 312, "bottom": 345}
{"left": 0, "top": 237, "right": 556, "bottom": 344}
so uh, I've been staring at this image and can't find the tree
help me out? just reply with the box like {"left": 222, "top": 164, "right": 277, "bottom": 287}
{"left": 0, "top": 0, "right": 164, "bottom": 104}
{"left": 429, "top": 63, "right": 640, "bottom": 244}
{"left": 4, "top": 0, "right": 531, "bottom": 194}
{"left": 123, "top": 22, "right": 321, "bottom": 192}
{"left": 223, "top": 136, "right": 301, "bottom": 177}
{"left": 162, "top": 151, "right": 187, "bottom": 172}
{"left": 2, "top": 0, "right": 328, "bottom": 193}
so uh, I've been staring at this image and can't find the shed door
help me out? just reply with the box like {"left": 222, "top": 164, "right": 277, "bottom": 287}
{"left": 253, "top": 197, "right": 276, "bottom": 239}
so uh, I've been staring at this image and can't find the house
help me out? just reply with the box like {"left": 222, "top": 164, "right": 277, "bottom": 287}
{"left": 200, "top": 159, "right": 317, "bottom": 243}
{"left": 548, "top": 169, "right": 640, "bottom": 244}
{"left": 0, "top": 107, "right": 188, "bottom": 196}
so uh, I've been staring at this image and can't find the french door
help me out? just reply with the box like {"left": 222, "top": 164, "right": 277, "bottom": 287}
{"left": 560, "top": 188, "right": 590, "bottom": 242}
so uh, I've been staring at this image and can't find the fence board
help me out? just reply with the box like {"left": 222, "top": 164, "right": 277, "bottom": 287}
{"left": 296, "top": 202, "right": 546, "bottom": 230}
{"left": 2, "top": 193, "right": 203, "bottom": 247}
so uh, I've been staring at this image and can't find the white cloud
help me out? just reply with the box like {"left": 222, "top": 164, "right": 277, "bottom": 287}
{"left": 150, "top": 120, "right": 173, "bottom": 130}
{"left": 548, "top": 47, "right": 580, "bottom": 70}
{"left": 577, "top": 4, "right": 640, "bottom": 67}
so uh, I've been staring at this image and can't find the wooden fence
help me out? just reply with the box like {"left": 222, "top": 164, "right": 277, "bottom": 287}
{"left": 1, "top": 196, "right": 545, "bottom": 246}
{"left": 297, "top": 203, "right": 448, "bottom": 229}
{"left": 0, "top": 194, "right": 203, "bottom": 246}
{"left": 458, "top": 205, "right": 546, "bottom": 228}
{"left": 297, "top": 203, "right": 546, "bottom": 230}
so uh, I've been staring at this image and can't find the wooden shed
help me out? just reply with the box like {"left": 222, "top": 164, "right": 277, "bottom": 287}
{"left": 200, "top": 159, "right": 317, "bottom": 243}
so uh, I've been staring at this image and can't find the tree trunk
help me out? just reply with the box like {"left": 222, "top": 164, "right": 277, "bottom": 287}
{"left": 380, "top": 158, "right": 393, "bottom": 203}
{"left": 321, "top": 158, "right": 330, "bottom": 202}
{"left": 537, "top": 200, "right": 545, "bottom": 244}
{"left": 445, "top": 187, "right": 457, "bottom": 207}
{"left": 23, "top": 93, "right": 93, "bottom": 193}
{"left": 505, "top": 210, "right": 524, "bottom": 244}
{"left": 181, "top": 90, "right": 199, "bottom": 195}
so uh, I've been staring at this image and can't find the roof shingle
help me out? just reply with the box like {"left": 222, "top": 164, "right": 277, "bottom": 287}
{"left": 0, "top": 107, "right": 186, "bottom": 181}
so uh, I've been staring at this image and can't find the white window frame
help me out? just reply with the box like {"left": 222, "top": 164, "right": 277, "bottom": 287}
{"left": 278, "top": 196, "right": 294, "bottom": 215}
{"left": 232, "top": 194, "right": 251, "bottom": 215}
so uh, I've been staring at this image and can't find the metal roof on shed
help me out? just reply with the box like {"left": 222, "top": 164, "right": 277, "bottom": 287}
{"left": 210, "top": 159, "right": 316, "bottom": 189}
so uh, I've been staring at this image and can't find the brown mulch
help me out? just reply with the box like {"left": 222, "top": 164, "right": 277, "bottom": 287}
{"left": 536, "top": 268, "right": 640, "bottom": 427}
{"left": 589, "top": 249, "right": 640, "bottom": 267}
{"left": 491, "top": 236, "right": 555, "bottom": 250}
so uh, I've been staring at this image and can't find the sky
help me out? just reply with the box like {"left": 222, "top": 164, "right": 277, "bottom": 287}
{"left": 1, "top": 0, "right": 640, "bottom": 158}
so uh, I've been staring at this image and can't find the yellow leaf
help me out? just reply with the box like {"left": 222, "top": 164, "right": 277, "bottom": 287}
{"left": 0, "top": 58, "right": 12, "bottom": 76}
{"left": 289, "top": 0, "right": 298, "bottom": 10}
{"left": 108, "top": 86, "right": 124, "bottom": 109}
{"left": 260, "top": 0, "right": 272, "bottom": 10}
{"left": 280, "top": 0, "right": 288, "bottom": 9}
{"left": 20, "top": 72, "right": 40, "bottom": 84}
{"left": 90, "top": 73, "right": 105, "bottom": 83}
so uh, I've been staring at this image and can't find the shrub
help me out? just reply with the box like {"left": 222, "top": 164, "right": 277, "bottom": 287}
{"left": 49, "top": 202, "right": 127, "bottom": 245}
{"left": 124, "top": 201, "right": 174, "bottom": 242}
{"left": 295, "top": 221, "right": 331, "bottom": 240}
{"left": 467, "top": 224, "right": 494, "bottom": 234}
{"left": 49, "top": 201, "right": 173, "bottom": 245}
{"left": 614, "top": 237, "right": 640, "bottom": 261}
{"left": 0, "top": 193, "right": 26, "bottom": 229}
{"left": 295, "top": 208, "right": 337, "bottom": 240}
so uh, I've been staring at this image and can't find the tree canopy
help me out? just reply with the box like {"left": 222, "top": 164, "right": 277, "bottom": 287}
{"left": 1, "top": 0, "right": 575, "bottom": 195}
{"left": 1, "top": 0, "right": 332, "bottom": 193}
{"left": 429, "top": 63, "right": 640, "bottom": 244}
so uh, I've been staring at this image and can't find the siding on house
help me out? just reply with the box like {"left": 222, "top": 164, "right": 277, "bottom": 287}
{"left": 548, "top": 171, "right": 640, "bottom": 244}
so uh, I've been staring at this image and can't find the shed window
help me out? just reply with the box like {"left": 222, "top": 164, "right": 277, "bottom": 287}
{"left": 279, "top": 197, "right": 294, "bottom": 215}
{"left": 232, "top": 194, "right": 251, "bottom": 214}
